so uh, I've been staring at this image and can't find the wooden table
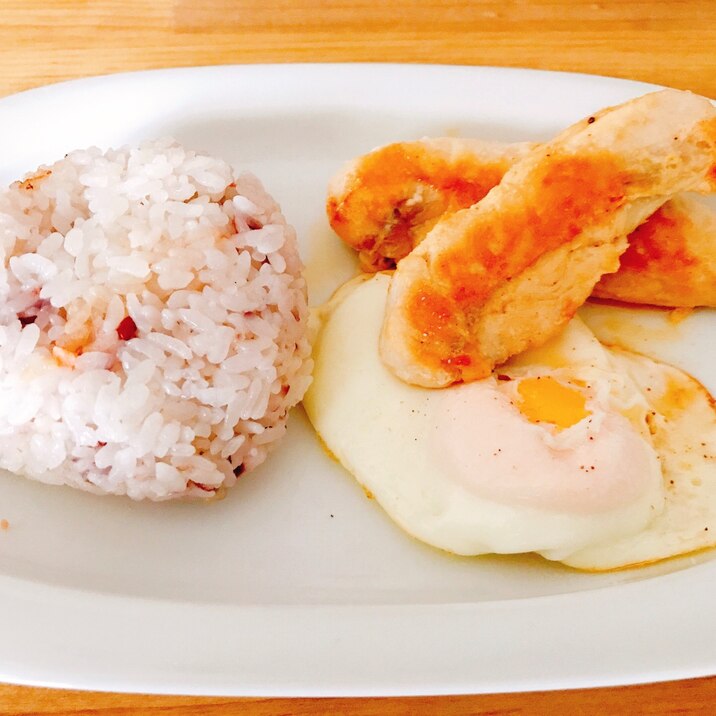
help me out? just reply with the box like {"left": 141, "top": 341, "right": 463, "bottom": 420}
{"left": 1, "top": 1, "right": 715, "bottom": 713}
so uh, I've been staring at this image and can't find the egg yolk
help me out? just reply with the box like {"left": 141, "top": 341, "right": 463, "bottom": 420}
{"left": 516, "top": 376, "right": 590, "bottom": 429}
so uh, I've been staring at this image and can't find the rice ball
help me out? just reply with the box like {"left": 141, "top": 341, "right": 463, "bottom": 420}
{"left": 0, "top": 138, "right": 312, "bottom": 500}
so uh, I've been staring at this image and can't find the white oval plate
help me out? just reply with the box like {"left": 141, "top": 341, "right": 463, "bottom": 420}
{"left": 0, "top": 64, "right": 714, "bottom": 696}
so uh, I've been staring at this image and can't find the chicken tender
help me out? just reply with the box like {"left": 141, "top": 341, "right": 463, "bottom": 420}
{"left": 381, "top": 90, "right": 716, "bottom": 387}
{"left": 593, "top": 195, "right": 716, "bottom": 307}
{"left": 327, "top": 139, "right": 535, "bottom": 271}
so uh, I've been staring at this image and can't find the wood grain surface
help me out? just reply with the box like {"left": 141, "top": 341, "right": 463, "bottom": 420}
{"left": 0, "top": 1, "right": 715, "bottom": 713}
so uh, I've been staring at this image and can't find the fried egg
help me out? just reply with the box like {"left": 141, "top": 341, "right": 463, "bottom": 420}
{"left": 304, "top": 273, "right": 679, "bottom": 564}
{"left": 306, "top": 273, "right": 716, "bottom": 568}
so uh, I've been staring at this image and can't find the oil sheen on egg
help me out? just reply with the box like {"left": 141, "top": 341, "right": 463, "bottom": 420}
{"left": 304, "top": 273, "right": 667, "bottom": 562}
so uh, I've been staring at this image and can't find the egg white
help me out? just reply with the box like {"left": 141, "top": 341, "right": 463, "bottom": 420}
{"left": 305, "top": 273, "right": 668, "bottom": 562}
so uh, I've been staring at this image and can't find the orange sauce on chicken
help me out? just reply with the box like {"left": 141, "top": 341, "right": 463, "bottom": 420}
{"left": 405, "top": 152, "right": 629, "bottom": 375}
{"left": 354, "top": 142, "right": 507, "bottom": 209}
{"left": 617, "top": 204, "right": 697, "bottom": 273}
{"left": 328, "top": 142, "right": 510, "bottom": 267}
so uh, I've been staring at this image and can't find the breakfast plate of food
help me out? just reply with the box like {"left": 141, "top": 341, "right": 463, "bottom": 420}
{"left": 0, "top": 63, "right": 714, "bottom": 695}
